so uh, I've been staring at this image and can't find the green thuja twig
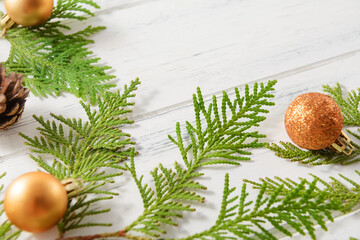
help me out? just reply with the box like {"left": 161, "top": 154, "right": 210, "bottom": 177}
{"left": 268, "top": 83, "right": 360, "bottom": 165}
{"left": 0, "top": 173, "right": 21, "bottom": 240}
{"left": 19, "top": 79, "right": 140, "bottom": 236}
{"left": 182, "top": 174, "right": 341, "bottom": 240}
{"left": 245, "top": 170, "right": 360, "bottom": 215}
{"left": 59, "top": 170, "right": 360, "bottom": 240}
{"left": 323, "top": 82, "right": 360, "bottom": 126}
{"left": 267, "top": 128, "right": 360, "bottom": 165}
{"left": 58, "top": 80, "right": 277, "bottom": 240}
{"left": 124, "top": 80, "right": 277, "bottom": 237}
{"left": 3, "top": 0, "right": 116, "bottom": 104}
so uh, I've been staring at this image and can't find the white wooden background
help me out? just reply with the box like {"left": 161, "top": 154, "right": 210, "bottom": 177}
{"left": 0, "top": 0, "right": 360, "bottom": 239}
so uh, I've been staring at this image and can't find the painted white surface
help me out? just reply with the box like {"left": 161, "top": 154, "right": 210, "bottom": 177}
{"left": 0, "top": 0, "right": 359, "bottom": 239}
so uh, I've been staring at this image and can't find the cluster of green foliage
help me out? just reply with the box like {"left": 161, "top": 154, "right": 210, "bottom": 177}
{"left": 0, "top": 173, "right": 20, "bottom": 240}
{"left": 244, "top": 171, "right": 360, "bottom": 239}
{"left": 2, "top": 0, "right": 115, "bottom": 104}
{"left": 323, "top": 83, "right": 360, "bottom": 126}
{"left": 53, "top": 81, "right": 360, "bottom": 240}
{"left": 1, "top": 77, "right": 360, "bottom": 240}
{"left": 5, "top": 80, "right": 276, "bottom": 240}
{"left": 267, "top": 132, "right": 360, "bottom": 165}
{"left": 246, "top": 170, "right": 360, "bottom": 213}
{"left": 123, "top": 80, "right": 277, "bottom": 237}
{"left": 0, "top": 0, "right": 359, "bottom": 237}
{"left": 268, "top": 83, "right": 360, "bottom": 165}
{"left": 183, "top": 173, "right": 348, "bottom": 240}
{"left": 19, "top": 79, "right": 140, "bottom": 236}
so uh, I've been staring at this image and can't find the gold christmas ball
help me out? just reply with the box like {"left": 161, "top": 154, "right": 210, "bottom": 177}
{"left": 4, "top": 171, "right": 68, "bottom": 233}
{"left": 5, "top": 0, "right": 54, "bottom": 27}
{"left": 285, "top": 92, "right": 343, "bottom": 150}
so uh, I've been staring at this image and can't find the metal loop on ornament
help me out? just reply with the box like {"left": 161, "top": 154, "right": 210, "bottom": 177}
{"left": 61, "top": 178, "right": 84, "bottom": 198}
{"left": 331, "top": 130, "right": 354, "bottom": 156}
{"left": 0, "top": 13, "right": 17, "bottom": 38}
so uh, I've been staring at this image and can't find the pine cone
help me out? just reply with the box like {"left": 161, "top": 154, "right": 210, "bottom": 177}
{"left": 0, "top": 64, "right": 30, "bottom": 130}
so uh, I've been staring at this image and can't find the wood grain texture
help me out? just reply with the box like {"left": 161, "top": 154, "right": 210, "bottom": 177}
{"left": 0, "top": 0, "right": 359, "bottom": 239}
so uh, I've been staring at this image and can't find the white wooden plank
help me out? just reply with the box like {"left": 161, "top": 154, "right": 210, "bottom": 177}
{"left": 93, "top": 0, "right": 360, "bottom": 114}
{"left": 1, "top": 0, "right": 360, "bottom": 116}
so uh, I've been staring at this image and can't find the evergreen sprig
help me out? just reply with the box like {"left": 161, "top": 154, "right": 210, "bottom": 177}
{"left": 123, "top": 80, "right": 277, "bottom": 237}
{"left": 3, "top": 0, "right": 116, "bottom": 104}
{"left": 19, "top": 79, "right": 140, "bottom": 236}
{"left": 323, "top": 83, "right": 360, "bottom": 126}
{"left": 267, "top": 128, "right": 360, "bottom": 165}
{"left": 245, "top": 170, "right": 360, "bottom": 215}
{"left": 58, "top": 169, "right": 360, "bottom": 240}
{"left": 268, "top": 83, "right": 360, "bottom": 165}
{"left": 9, "top": 80, "right": 360, "bottom": 240}
{"left": 183, "top": 174, "right": 341, "bottom": 240}
{"left": 0, "top": 173, "right": 21, "bottom": 240}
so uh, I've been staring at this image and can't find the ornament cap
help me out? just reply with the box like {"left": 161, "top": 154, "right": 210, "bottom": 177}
{"left": 0, "top": 13, "right": 17, "bottom": 38}
{"left": 61, "top": 178, "right": 84, "bottom": 198}
{"left": 331, "top": 130, "right": 354, "bottom": 156}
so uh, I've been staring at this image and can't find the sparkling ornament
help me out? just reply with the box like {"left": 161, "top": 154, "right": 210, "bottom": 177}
{"left": 1, "top": 0, "right": 54, "bottom": 36}
{"left": 4, "top": 171, "right": 68, "bottom": 233}
{"left": 285, "top": 92, "right": 354, "bottom": 155}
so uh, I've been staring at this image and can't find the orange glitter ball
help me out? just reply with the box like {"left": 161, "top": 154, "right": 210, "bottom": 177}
{"left": 285, "top": 92, "right": 343, "bottom": 150}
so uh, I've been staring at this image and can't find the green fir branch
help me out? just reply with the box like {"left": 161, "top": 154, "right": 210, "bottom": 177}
{"left": 3, "top": 0, "right": 116, "bottom": 104}
{"left": 245, "top": 170, "right": 360, "bottom": 215}
{"left": 182, "top": 174, "right": 342, "bottom": 240}
{"left": 267, "top": 128, "right": 360, "bottom": 165}
{"left": 57, "top": 80, "right": 276, "bottom": 240}
{"left": 57, "top": 195, "right": 113, "bottom": 234}
{"left": 124, "top": 80, "right": 277, "bottom": 237}
{"left": 54, "top": 170, "right": 360, "bottom": 240}
{"left": 0, "top": 173, "right": 21, "bottom": 240}
{"left": 60, "top": 169, "right": 360, "bottom": 240}
{"left": 323, "top": 82, "right": 360, "bottom": 126}
{"left": 50, "top": 0, "right": 100, "bottom": 21}
{"left": 19, "top": 79, "right": 140, "bottom": 236}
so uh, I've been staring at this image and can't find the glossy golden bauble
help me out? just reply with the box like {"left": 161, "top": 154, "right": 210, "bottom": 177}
{"left": 4, "top": 171, "right": 68, "bottom": 233}
{"left": 5, "top": 0, "right": 54, "bottom": 27}
{"left": 285, "top": 92, "right": 343, "bottom": 150}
